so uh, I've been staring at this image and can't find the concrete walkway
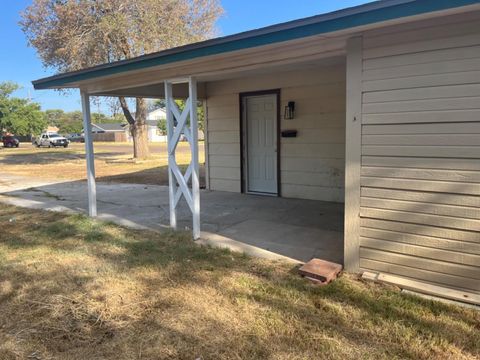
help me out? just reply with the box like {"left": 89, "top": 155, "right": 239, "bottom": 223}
{"left": 0, "top": 174, "right": 344, "bottom": 264}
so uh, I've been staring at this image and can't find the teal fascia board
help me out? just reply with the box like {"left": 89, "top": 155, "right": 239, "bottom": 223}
{"left": 33, "top": 0, "right": 480, "bottom": 89}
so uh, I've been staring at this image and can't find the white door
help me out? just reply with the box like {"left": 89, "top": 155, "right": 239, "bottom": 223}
{"left": 245, "top": 94, "right": 278, "bottom": 194}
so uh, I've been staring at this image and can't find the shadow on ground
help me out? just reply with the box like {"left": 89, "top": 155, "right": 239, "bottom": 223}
{"left": 97, "top": 164, "right": 206, "bottom": 187}
{"left": 0, "top": 149, "right": 123, "bottom": 165}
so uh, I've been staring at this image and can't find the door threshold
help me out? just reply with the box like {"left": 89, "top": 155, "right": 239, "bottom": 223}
{"left": 246, "top": 191, "right": 278, "bottom": 197}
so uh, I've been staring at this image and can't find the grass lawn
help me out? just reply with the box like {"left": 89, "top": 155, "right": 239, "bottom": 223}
{"left": 0, "top": 206, "right": 478, "bottom": 359}
{"left": 0, "top": 142, "right": 205, "bottom": 186}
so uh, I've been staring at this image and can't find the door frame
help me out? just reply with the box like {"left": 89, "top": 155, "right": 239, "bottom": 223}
{"left": 239, "top": 89, "right": 281, "bottom": 196}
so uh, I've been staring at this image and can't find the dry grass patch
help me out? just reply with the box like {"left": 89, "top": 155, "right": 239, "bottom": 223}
{"left": 0, "top": 205, "right": 478, "bottom": 359}
{"left": 0, "top": 143, "right": 205, "bottom": 186}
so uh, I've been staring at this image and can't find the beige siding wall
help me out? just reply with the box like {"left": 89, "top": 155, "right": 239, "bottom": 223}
{"left": 359, "top": 12, "right": 480, "bottom": 294}
{"left": 205, "top": 64, "right": 346, "bottom": 202}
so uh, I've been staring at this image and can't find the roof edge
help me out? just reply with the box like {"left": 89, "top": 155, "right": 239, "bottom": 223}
{"left": 33, "top": 0, "right": 480, "bottom": 90}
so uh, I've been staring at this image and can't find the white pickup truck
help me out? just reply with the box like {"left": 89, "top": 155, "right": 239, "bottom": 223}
{"left": 34, "top": 133, "right": 70, "bottom": 148}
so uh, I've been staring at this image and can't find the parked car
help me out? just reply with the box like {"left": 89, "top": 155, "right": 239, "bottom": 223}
{"left": 2, "top": 136, "right": 20, "bottom": 148}
{"left": 66, "top": 133, "right": 85, "bottom": 143}
{"left": 34, "top": 133, "right": 70, "bottom": 148}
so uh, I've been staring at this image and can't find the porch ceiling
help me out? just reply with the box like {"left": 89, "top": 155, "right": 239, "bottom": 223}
{"left": 88, "top": 55, "right": 346, "bottom": 99}
{"left": 74, "top": 35, "right": 348, "bottom": 98}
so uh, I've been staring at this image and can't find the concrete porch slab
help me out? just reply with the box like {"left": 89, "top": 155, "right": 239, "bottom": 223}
{"left": 217, "top": 219, "right": 343, "bottom": 263}
{"left": 0, "top": 174, "right": 344, "bottom": 264}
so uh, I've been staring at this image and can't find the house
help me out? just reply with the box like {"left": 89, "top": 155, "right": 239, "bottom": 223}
{"left": 120, "top": 108, "right": 168, "bottom": 142}
{"left": 124, "top": 119, "right": 167, "bottom": 142}
{"left": 46, "top": 125, "right": 59, "bottom": 134}
{"left": 89, "top": 123, "right": 128, "bottom": 142}
{"left": 144, "top": 108, "right": 204, "bottom": 142}
{"left": 145, "top": 120, "right": 167, "bottom": 142}
{"left": 32, "top": 0, "right": 480, "bottom": 304}
{"left": 85, "top": 108, "right": 197, "bottom": 143}
{"left": 147, "top": 107, "right": 167, "bottom": 122}
{"left": 146, "top": 108, "right": 168, "bottom": 142}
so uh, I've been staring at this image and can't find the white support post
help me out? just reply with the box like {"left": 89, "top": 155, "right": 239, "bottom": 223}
{"left": 189, "top": 77, "right": 200, "bottom": 239}
{"left": 164, "top": 81, "right": 177, "bottom": 229}
{"left": 80, "top": 91, "right": 97, "bottom": 217}
{"left": 164, "top": 77, "right": 201, "bottom": 239}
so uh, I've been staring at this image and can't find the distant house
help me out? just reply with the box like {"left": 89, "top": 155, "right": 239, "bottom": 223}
{"left": 146, "top": 108, "right": 167, "bottom": 142}
{"left": 46, "top": 125, "right": 60, "bottom": 133}
{"left": 89, "top": 123, "right": 128, "bottom": 142}
{"left": 84, "top": 116, "right": 166, "bottom": 143}
{"left": 123, "top": 108, "right": 168, "bottom": 142}
{"left": 91, "top": 123, "right": 127, "bottom": 133}
{"left": 147, "top": 108, "right": 167, "bottom": 121}
{"left": 144, "top": 107, "right": 204, "bottom": 142}
{"left": 87, "top": 109, "right": 197, "bottom": 143}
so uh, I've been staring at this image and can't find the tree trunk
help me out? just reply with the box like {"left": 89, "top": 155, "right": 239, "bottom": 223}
{"left": 131, "top": 98, "right": 149, "bottom": 159}
{"left": 119, "top": 96, "right": 150, "bottom": 159}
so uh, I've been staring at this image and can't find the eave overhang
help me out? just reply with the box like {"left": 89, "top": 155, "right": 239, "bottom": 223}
{"left": 32, "top": 0, "right": 480, "bottom": 91}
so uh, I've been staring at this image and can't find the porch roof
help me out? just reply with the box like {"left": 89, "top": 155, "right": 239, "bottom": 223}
{"left": 32, "top": 0, "right": 480, "bottom": 94}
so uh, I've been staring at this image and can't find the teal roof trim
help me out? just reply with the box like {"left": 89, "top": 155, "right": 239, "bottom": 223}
{"left": 33, "top": 0, "right": 480, "bottom": 89}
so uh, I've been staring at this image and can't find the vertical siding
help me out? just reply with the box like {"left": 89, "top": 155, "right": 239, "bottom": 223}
{"left": 205, "top": 64, "right": 346, "bottom": 202}
{"left": 359, "top": 13, "right": 480, "bottom": 294}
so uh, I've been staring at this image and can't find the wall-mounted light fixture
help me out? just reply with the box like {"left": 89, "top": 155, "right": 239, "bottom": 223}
{"left": 284, "top": 101, "right": 295, "bottom": 120}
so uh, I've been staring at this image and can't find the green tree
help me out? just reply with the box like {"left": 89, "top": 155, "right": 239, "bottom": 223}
{"left": 157, "top": 119, "right": 167, "bottom": 134}
{"left": 112, "top": 113, "right": 127, "bottom": 123}
{"left": 21, "top": 0, "right": 223, "bottom": 158}
{"left": 45, "top": 109, "right": 84, "bottom": 134}
{"left": 91, "top": 112, "right": 126, "bottom": 124}
{"left": 0, "top": 82, "right": 46, "bottom": 136}
{"left": 44, "top": 109, "right": 126, "bottom": 134}
{"left": 44, "top": 109, "right": 64, "bottom": 126}
{"left": 61, "top": 111, "right": 84, "bottom": 133}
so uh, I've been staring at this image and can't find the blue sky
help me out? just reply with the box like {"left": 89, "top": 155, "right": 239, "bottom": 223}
{"left": 0, "top": 0, "right": 370, "bottom": 113}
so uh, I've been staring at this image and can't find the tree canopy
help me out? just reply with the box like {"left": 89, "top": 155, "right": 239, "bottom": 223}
{"left": 44, "top": 109, "right": 127, "bottom": 134}
{"left": 45, "top": 109, "right": 82, "bottom": 134}
{"left": 21, "top": 0, "right": 223, "bottom": 73}
{"left": 0, "top": 82, "right": 47, "bottom": 136}
{"left": 21, "top": 0, "right": 223, "bottom": 158}
{"left": 0, "top": 82, "right": 131, "bottom": 136}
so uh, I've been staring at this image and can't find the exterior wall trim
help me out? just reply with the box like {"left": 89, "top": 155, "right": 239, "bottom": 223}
{"left": 344, "top": 37, "right": 363, "bottom": 272}
{"left": 203, "top": 100, "right": 211, "bottom": 190}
